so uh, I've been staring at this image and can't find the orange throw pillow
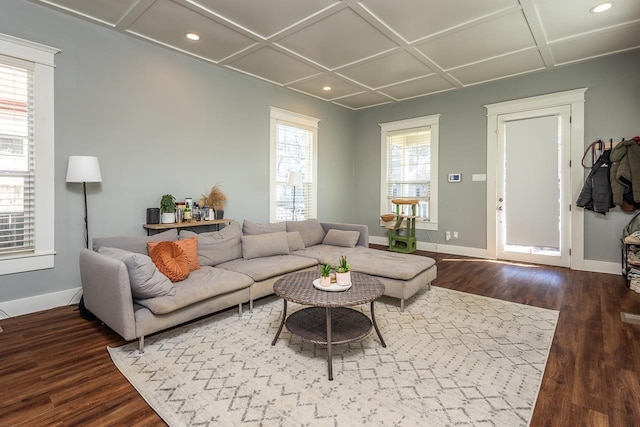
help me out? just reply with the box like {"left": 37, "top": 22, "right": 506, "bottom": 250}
{"left": 174, "top": 237, "right": 200, "bottom": 271}
{"left": 147, "top": 241, "right": 190, "bottom": 282}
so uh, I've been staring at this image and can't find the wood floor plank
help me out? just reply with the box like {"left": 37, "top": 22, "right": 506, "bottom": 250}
{"left": 1, "top": 249, "right": 639, "bottom": 425}
{"left": 570, "top": 278, "right": 608, "bottom": 413}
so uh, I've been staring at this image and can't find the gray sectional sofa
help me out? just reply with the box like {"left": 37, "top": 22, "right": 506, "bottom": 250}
{"left": 80, "top": 219, "right": 436, "bottom": 351}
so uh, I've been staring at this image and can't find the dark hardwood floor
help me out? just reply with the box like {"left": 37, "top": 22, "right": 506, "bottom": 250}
{"left": 1, "top": 248, "right": 639, "bottom": 426}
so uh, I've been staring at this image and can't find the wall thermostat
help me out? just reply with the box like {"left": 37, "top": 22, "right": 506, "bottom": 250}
{"left": 448, "top": 173, "right": 461, "bottom": 183}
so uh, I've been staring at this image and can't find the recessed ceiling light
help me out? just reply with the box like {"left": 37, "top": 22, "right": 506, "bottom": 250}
{"left": 322, "top": 86, "right": 332, "bottom": 91}
{"left": 590, "top": 2, "right": 613, "bottom": 13}
{"left": 185, "top": 32, "right": 200, "bottom": 41}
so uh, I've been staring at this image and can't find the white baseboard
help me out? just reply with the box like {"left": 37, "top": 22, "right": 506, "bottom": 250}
{"left": 369, "top": 236, "right": 489, "bottom": 258}
{"left": 368, "top": 237, "right": 619, "bottom": 275}
{"left": 621, "top": 312, "right": 640, "bottom": 325}
{"left": 578, "top": 260, "right": 621, "bottom": 275}
{"left": 0, "top": 287, "right": 82, "bottom": 319}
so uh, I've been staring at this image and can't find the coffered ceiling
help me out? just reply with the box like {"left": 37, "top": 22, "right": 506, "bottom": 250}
{"left": 29, "top": 0, "right": 640, "bottom": 109}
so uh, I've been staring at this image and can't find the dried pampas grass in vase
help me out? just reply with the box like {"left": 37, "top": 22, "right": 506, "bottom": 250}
{"left": 203, "top": 183, "right": 227, "bottom": 219}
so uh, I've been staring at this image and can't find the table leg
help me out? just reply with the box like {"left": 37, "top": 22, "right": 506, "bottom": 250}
{"left": 326, "top": 307, "right": 333, "bottom": 381}
{"left": 271, "top": 299, "right": 287, "bottom": 346}
{"left": 371, "top": 301, "right": 386, "bottom": 348}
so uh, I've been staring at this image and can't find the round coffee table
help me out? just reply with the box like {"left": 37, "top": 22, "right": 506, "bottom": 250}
{"left": 271, "top": 270, "right": 386, "bottom": 380}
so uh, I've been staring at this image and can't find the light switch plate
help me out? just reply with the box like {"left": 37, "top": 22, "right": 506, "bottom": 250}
{"left": 472, "top": 174, "right": 487, "bottom": 182}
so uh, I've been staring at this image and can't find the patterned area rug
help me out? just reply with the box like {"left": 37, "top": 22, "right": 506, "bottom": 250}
{"left": 109, "top": 287, "right": 558, "bottom": 426}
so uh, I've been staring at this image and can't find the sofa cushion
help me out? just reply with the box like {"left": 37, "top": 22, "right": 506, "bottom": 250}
{"left": 348, "top": 247, "right": 436, "bottom": 281}
{"left": 242, "top": 219, "right": 286, "bottom": 235}
{"left": 97, "top": 246, "right": 175, "bottom": 299}
{"left": 147, "top": 241, "right": 190, "bottom": 282}
{"left": 241, "top": 232, "right": 290, "bottom": 260}
{"left": 286, "top": 219, "right": 326, "bottom": 247}
{"left": 320, "top": 222, "right": 369, "bottom": 247}
{"left": 287, "top": 231, "right": 305, "bottom": 251}
{"left": 322, "top": 229, "right": 360, "bottom": 248}
{"left": 92, "top": 229, "right": 178, "bottom": 255}
{"left": 135, "top": 266, "right": 254, "bottom": 314}
{"left": 180, "top": 222, "right": 242, "bottom": 266}
{"left": 217, "top": 255, "right": 317, "bottom": 282}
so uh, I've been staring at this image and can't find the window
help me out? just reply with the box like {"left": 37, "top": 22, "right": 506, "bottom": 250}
{"left": 0, "top": 60, "right": 32, "bottom": 255}
{"left": 0, "top": 34, "right": 58, "bottom": 275}
{"left": 380, "top": 115, "right": 440, "bottom": 231}
{"left": 270, "top": 107, "right": 318, "bottom": 222}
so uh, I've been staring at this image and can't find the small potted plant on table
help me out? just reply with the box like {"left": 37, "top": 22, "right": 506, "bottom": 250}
{"left": 320, "top": 264, "right": 332, "bottom": 287}
{"left": 160, "top": 194, "right": 176, "bottom": 224}
{"left": 335, "top": 256, "right": 351, "bottom": 286}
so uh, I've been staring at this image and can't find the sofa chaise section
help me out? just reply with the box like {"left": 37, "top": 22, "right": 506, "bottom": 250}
{"left": 242, "top": 219, "right": 437, "bottom": 311}
{"left": 347, "top": 248, "right": 437, "bottom": 311}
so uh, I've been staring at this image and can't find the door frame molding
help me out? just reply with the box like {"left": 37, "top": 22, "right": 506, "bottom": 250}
{"left": 485, "top": 88, "right": 587, "bottom": 269}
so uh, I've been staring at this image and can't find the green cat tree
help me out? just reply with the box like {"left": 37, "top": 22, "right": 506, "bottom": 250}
{"left": 385, "top": 198, "right": 418, "bottom": 254}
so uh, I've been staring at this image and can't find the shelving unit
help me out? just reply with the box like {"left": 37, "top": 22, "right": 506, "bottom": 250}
{"left": 143, "top": 218, "right": 233, "bottom": 236}
{"left": 622, "top": 236, "right": 640, "bottom": 287}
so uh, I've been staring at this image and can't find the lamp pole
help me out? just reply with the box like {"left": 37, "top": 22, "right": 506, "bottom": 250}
{"left": 82, "top": 181, "right": 89, "bottom": 249}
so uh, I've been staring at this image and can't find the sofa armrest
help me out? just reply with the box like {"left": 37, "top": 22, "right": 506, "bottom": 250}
{"left": 79, "top": 249, "right": 137, "bottom": 341}
{"left": 320, "top": 222, "right": 369, "bottom": 247}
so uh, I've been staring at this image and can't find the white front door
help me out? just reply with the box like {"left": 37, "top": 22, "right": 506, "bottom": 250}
{"left": 495, "top": 106, "right": 571, "bottom": 267}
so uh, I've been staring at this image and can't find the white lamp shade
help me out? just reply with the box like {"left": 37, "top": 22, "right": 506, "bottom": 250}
{"left": 287, "top": 171, "right": 302, "bottom": 187}
{"left": 66, "top": 156, "right": 102, "bottom": 183}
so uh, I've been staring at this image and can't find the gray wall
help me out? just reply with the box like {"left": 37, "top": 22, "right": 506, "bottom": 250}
{"left": 0, "top": 0, "right": 355, "bottom": 303}
{"left": 353, "top": 49, "right": 640, "bottom": 263}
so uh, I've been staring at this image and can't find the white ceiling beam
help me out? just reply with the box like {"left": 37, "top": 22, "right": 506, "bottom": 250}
{"left": 519, "top": 0, "right": 555, "bottom": 68}
{"left": 114, "top": 0, "right": 157, "bottom": 31}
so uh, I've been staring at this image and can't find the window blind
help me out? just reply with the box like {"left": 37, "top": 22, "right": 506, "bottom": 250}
{"left": 385, "top": 127, "right": 431, "bottom": 219}
{"left": 275, "top": 120, "right": 314, "bottom": 222}
{"left": 0, "top": 56, "right": 35, "bottom": 254}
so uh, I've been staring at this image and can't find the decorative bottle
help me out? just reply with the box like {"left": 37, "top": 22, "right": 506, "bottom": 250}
{"left": 193, "top": 203, "right": 201, "bottom": 222}
{"left": 184, "top": 203, "right": 192, "bottom": 222}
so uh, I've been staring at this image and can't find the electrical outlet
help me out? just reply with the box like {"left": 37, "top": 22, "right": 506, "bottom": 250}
{"left": 445, "top": 231, "right": 451, "bottom": 241}
{"left": 453, "top": 231, "right": 458, "bottom": 239}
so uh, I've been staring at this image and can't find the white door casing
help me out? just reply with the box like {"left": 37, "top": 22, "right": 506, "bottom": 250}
{"left": 485, "top": 88, "right": 587, "bottom": 269}
{"left": 496, "top": 107, "right": 570, "bottom": 267}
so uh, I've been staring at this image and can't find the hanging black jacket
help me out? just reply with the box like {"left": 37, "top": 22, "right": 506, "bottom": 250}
{"left": 576, "top": 149, "right": 615, "bottom": 214}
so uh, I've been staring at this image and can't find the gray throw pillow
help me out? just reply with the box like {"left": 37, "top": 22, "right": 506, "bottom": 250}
{"left": 241, "top": 232, "right": 290, "bottom": 260}
{"left": 322, "top": 229, "right": 360, "bottom": 248}
{"left": 287, "top": 231, "right": 305, "bottom": 251}
{"left": 242, "top": 219, "right": 286, "bottom": 235}
{"left": 286, "top": 219, "right": 326, "bottom": 247}
{"left": 180, "top": 221, "right": 242, "bottom": 266}
{"left": 98, "top": 246, "right": 175, "bottom": 299}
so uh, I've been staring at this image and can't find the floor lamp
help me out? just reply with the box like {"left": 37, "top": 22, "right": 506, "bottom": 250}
{"left": 287, "top": 171, "right": 302, "bottom": 221}
{"left": 66, "top": 156, "right": 102, "bottom": 249}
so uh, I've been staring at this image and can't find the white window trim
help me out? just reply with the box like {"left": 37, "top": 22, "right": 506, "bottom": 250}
{"left": 269, "top": 106, "right": 319, "bottom": 222}
{"left": 0, "top": 33, "right": 59, "bottom": 275}
{"left": 379, "top": 114, "right": 440, "bottom": 231}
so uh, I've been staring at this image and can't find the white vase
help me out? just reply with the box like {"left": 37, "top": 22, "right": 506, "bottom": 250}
{"left": 320, "top": 276, "right": 331, "bottom": 287}
{"left": 336, "top": 271, "right": 351, "bottom": 286}
{"left": 161, "top": 212, "right": 175, "bottom": 224}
